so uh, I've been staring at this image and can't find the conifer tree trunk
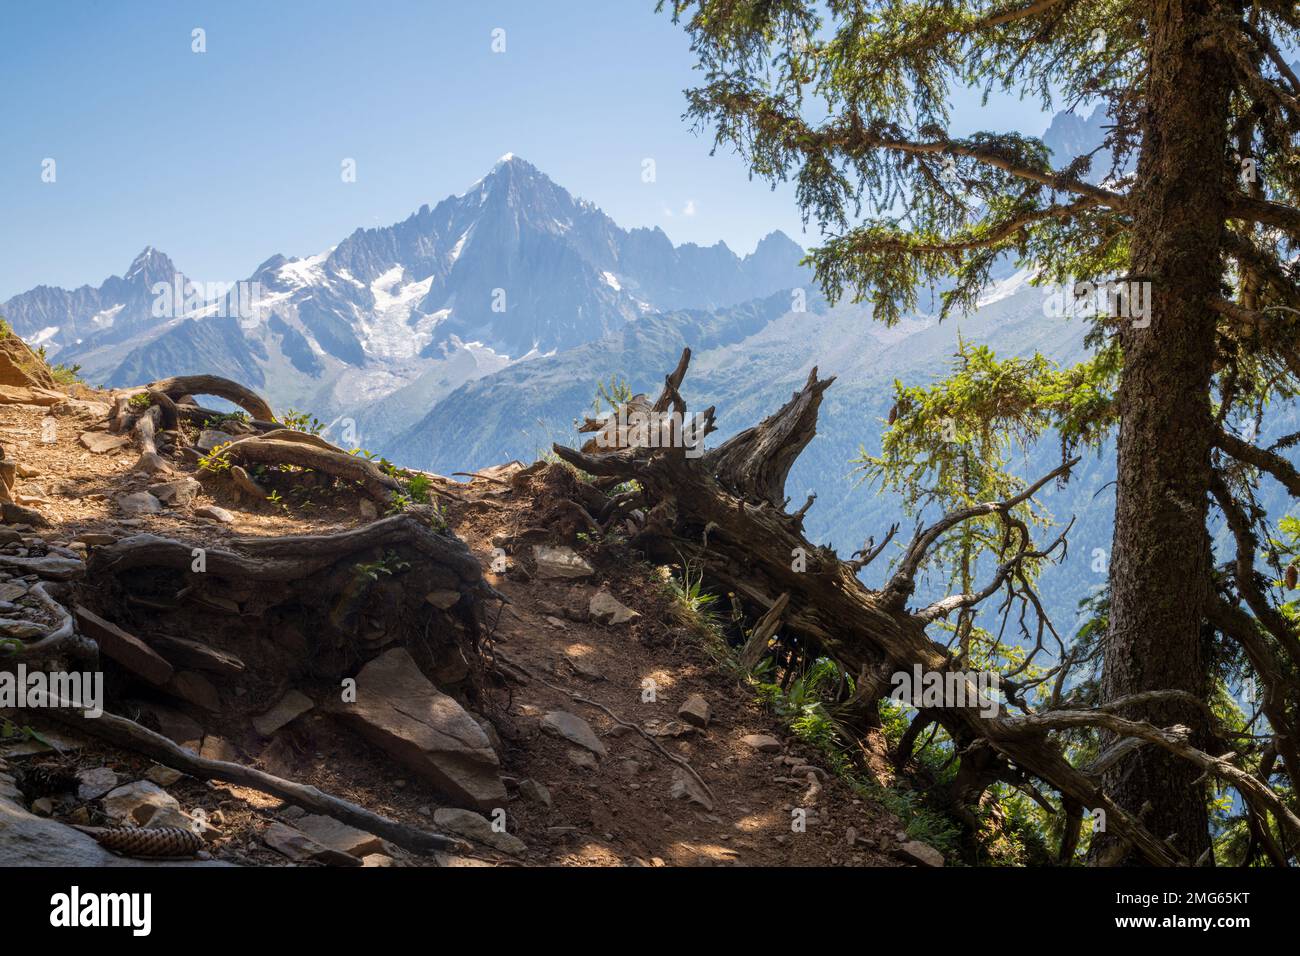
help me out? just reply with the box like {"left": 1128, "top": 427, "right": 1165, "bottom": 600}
{"left": 1098, "top": 0, "right": 1231, "bottom": 863}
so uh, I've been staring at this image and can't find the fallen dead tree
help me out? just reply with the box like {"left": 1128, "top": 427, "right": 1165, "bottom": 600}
{"left": 552, "top": 349, "right": 1299, "bottom": 866}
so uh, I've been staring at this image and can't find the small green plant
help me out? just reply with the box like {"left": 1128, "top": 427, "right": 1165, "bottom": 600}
{"left": 659, "top": 558, "right": 734, "bottom": 664}
{"left": 424, "top": 501, "right": 448, "bottom": 532}
{"left": 280, "top": 408, "right": 325, "bottom": 435}
{"left": 197, "top": 442, "right": 233, "bottom": 474}
{"left": 592, "top": 374, "right": 634, "bottom": 414}
{"left": 128, "top": 392, "right": 153, "bottom": 411}
{"left": 354, "top": 550, "right": 410, "bottom": 582}
{"left": 664, "top": 558, "right": 720, "bottom": 624}
{"left": 49, "top": 362, "right": 84, "bottom": 385}
{"left": 0, "top": 714, "right": 55, "bottom": 750}
{"left": 203, "top": 411, "right": 251, "bottom": 430}
{"left": 404, "top": 472, "right": 433, "bottom": 504}
{"left": 34, "top": 345, "right": 84, "bottom": 385}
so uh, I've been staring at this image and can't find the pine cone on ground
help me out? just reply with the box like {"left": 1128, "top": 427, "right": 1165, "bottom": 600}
{"left": 74, "top": 825, "right": 205, "bottom": 858}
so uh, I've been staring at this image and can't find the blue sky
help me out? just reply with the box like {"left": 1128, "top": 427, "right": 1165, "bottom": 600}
{"left": 1, "top": 0, "right": 1059, "bottom": 299}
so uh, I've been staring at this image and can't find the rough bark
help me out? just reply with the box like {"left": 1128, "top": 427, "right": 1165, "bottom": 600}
{"left": 1097, "top": 0, "right": 1232, "bottom": 864}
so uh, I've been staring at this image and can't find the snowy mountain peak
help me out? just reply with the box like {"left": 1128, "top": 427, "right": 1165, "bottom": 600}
{"left": 124, "top": 246, "right": 177, "bottom": 286}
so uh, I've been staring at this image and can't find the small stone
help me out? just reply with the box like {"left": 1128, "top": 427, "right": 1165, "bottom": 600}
{"left": 897, "top": 840, "right": 945, "bottom": 867}
{"left": 424, "top": 589, "right": 460, "bottom": 610}
{"left": 117, "top": 491, "right": 162, "bottom": 516}
{"left": 433, "top": 808, "right": 527, "bottom": 856}
{"left": 563, "top": 650, "right": 603, "bottom": 681}
{"left": 295, "top": 813, "right": 385, "bottom": 858}
{"left": 362, "top": 853, "right": 397, "bottom": 867}
{"left": 252, "top": 690, "right": 315, "bottom": 736}
{"left": 668, "top": 769, "right": 713, "bottom": 811}
{"left": 532, "top": 545, "right": 594, "bottom": 579}
{"left": 80, "top": 431, "right": 131, "bottom": 454}
{"left": 540, "top": 710, "right": 607, "bottom": 757}
{"left": 76, "top": 767, "right": 119, "bottom": 801}
{"left": 651, "top": 720, "right": 695, "bottom": 738}
{"left": 143, "top": 804, "right": 198, "bottom": 831}
{"left": 741, "top": 734, "right": 782, "bottom": 753}
{"left": 102, "top": 780, "right": 182, "bottom": 826}
{"left": 567, "top": 749, "right": 599, "bottom": 771}
{"left": 588, "top": 590, "right": 640, "bottom": 626}
{"left": 145, "top": 765, "right": 184, "bottom": 787}
{"left": 147, "top": 477, "right": 202, "bottom": 507}
{"left": 194, "top": 504, "right": 234, "bottom": 523}
{"left": 74, "top": 606, "right": 173, "bottom": 686}
{"left": 359, "top": 499, "right": 378, "bottom": 520}
{"left": 334, "top": 647, "right": 505, "bottom": 812}
{"left": 263, "top": 821, "right": 361, "bottom": 866}
{"left": 199, "top": 736, "right": 239, "bottom": 762}
{"left": 195, "top": 429, "right": 234, "bottom": 453}
{"left": 790, "top": 764, "right": 827, "bottom": 779}
{"left": 677, "top": 694, "right": 711, "bottom": 728}
{"left": 73, "top": 532, "right": 117, "bottom": 547}
{"left": 518, "top": 779, "right": 552, "bottom": 809}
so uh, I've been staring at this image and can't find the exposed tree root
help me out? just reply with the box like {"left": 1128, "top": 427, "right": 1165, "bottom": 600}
{"left": 1, "top": 581, "right": 97, "bottom": 666}
{"left": 95, "top": 513, "right": 485, "bottom": 586}
{"left": 38, "top": 703, "right": 464, "bottom": 855}
{"left": 217, "top": 437, "right": 403, "bottom": 504}
{"left": 116, "top": 374, "right": 276, "bottom": 423}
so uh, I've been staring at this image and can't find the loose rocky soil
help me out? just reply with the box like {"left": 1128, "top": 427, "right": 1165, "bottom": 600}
{"left": 0, "top": 393, "right": 911, "bottom": 868}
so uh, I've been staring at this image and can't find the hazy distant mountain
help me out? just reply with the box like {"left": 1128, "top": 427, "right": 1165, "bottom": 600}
{"left": 1042, "top": 104, "right": 1134, "bottom": 184}
{"left": 0, "top": 247, "right": 182, "bottom": 355}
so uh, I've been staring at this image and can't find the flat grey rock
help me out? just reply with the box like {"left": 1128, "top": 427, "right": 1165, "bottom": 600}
{"left": 541, "top": 710, "right": 607, "bottom": 758}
